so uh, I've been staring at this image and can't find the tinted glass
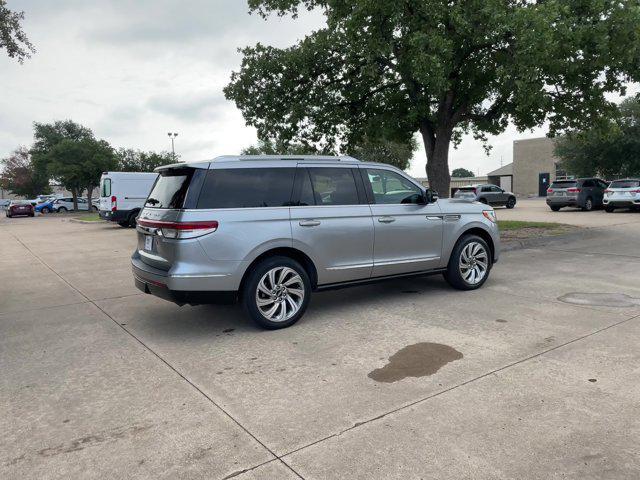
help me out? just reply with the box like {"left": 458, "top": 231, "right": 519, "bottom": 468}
{"left": 145, "top": 168, "right": 194, "bottom": 209}
{"left": 297, "top": 169, "right": 316, "bottom": 206}
{"left": 549, "top": 181, "right": 577, "bottom": 189}
{"left": 197, "top": 168, "right": 295, "bottom": 209}
{"left": 582, "top": 180, "right": 594, "bottom": 187}
{"left": 610, "top": 180, "right": 640, "bottom": 188}
{"left": 308, "top": 168, "right": 359, "bottom": 206}
{"left": 365, "top": 168, "right": 422, "bottom": 204}
{"left": 101, "top": 178, "right": 111, "bottom": 197}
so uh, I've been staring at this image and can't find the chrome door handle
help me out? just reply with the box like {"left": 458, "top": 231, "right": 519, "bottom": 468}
{"left": 378, "top": 216, "right": 396, "bottom": 223}
{"left": 299, "top": 219, "right": 321, "bottom": 227}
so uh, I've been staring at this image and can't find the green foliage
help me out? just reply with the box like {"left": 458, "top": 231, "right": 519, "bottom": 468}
{"left": 46, "top": 138, "right": 117, "bottom": 196}
{"left": 241, "top": 138, "right": 320, "bottom": 155}
{"left": 555, "top": 97, "right": 640, "bottom": 178}
{"left": 31, "top": 120, "right": 117, "bottom": 208}
{"left": 227, "top": 0, "right": 640, "bottom": 196}
{"left": 0, "top": 146, "right": 50, "bottom": 197}
{"left": 0, "top": 0, "right": 35, "bottom": 62}
{"left": 116, "top": 148, "right": 175, "bottom": 172}
{"left": 346, "top": 136, "right": 417, "bottom": 170}
{"left": 451, "top": 168, "right": 475, "bottom": 178}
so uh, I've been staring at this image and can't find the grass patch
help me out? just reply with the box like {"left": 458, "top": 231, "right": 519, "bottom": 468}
{"left": 74, "top": 213, "right": 103, "bottom": 222}
{"left": 498, "top": 220, "right": 564, "bottom": 231}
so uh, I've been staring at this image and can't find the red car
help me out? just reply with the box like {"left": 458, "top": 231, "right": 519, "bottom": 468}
{"left": 6, "top": 201, "right": 35, "bottom": 218}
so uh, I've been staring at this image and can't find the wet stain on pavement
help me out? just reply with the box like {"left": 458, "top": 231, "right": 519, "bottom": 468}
{"left": 368, "top": 342, "right": 463, "bottom": 383}
{"left": 495, "top": 319, "right": 508, "bottom": 323}
{"left": 558, "top": 292, "right": 640, "bottom": 308}
{"left": 588, "top": 378, "right": 597, "bottom": 383}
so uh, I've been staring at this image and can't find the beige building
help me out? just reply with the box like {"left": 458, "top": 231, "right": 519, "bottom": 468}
{"left": 512, "top": 136, "right": 560, "bottom": 196}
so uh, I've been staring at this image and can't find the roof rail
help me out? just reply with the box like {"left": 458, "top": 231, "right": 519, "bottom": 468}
{"left": 213, "top": 155, "right": 360, "bottom": 162}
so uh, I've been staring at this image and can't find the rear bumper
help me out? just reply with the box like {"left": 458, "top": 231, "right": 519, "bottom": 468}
{"left": 546, "top": 197, "right": 579, "bottom": 207}
{"left": 131, "top": 252, "right": 244, "bottom": 305}
{"left": 133, "top": 275, "right": 237, "bottom": 305}
{"left": 100, "top": 209, "right": 130, "bottom": 222}
{"left": 603, "top": 198, "right": 640, "bottom": 207}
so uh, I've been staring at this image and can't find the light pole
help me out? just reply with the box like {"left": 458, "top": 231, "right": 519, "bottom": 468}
{"left": 167, "top": 132, "right": 178, "bottom": 161}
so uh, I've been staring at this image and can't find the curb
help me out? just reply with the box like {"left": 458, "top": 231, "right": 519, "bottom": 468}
{"left": 501, "top": 228, "right": 596, "bottom": 252}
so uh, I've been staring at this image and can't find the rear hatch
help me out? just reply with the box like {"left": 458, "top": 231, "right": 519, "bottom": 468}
{"left": 99, "top": 175, "right": 112, "bottom": 212}
{"left": 605, "top": 179, "right": 640, "bottom": 201}
{"left": 453, "top": 187, "right": 477, "bottom": 200}
{"left": 135, "top": 165, "right": 207, "bottom": 271}
{"left": 547, "top": 180, "right": 579, "bottom": 198}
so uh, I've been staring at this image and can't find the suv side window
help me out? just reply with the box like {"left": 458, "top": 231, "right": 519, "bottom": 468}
{"left": 197, "top": 168, "right": 296, "bottom": 209}
{"left": 481, "top": 186, "right": 492, "bottom": 192}
{"left": 582, "top": 180, "right": 594, "bottom": 188}
{"left": 490, "top": 186, "right": 502, "bottom": 192}
{"left": 308, "top": 168, "right": 359, "bottom": 206}
{"left": 365, "top": 168, "right": 423, "bottom": 204}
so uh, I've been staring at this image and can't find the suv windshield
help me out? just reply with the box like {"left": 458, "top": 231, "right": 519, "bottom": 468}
{"left": 610, "top": 180, "right": 640, "bottom": 188}
{"left": 145, "top": 168, "right": 194, "bottom": 209}
{"left": 549, "top": 181, "right": 577, "bottom": 189}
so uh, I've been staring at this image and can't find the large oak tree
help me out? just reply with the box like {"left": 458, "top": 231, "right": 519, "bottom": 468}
{"left": 225, "top": 0, "right": 640, "bottom": 196}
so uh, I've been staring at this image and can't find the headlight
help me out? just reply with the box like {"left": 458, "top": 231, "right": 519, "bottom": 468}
{"left": 482, "top": 210, "right": 497, "bottom": 223}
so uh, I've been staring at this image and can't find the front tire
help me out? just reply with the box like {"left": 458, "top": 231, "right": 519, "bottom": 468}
{"left": 550, "top": 206, "right": 561, "bottom": 212}
{"left": 605, "top": 206, "right": 614, "bottom": 213}
{"left": 42, "top": 207, "right": 51, "bottom": 214}
{"left": 444, "top": 235, "right": 492, "bottom": 290}
{"left": 242, "top": 256, "right": 311, "bottom": 329}
{"left": 57, "top": 206, "right": 67, "bottom": 213}
{"left": 506, "top": 197, "right": 516, "bottom": 209}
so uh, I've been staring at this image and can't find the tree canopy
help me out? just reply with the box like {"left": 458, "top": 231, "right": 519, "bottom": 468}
{"left": 555, "top": 97, "right": 640, "bottom": 179}
{"left": 115, "top": 148, "right": 175, "bottom": 172}
{"left": 226, "top": 0, "right": 640, "bottom": 196}
{"left": 0, "top": 0, "right": 35, "bottom": 62}
{"left": 0, "top": 147, "right": 49, "bottom": 197}
{"left": 31, "top": 120, "right": 116, "bottom": 209}
{"left": 451, "top": 168, "right": 475, "bottom": 178}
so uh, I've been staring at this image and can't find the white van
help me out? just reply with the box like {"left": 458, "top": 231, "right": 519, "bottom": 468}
{"left": 99, "top": 172, "right": 158, "bottom": 227}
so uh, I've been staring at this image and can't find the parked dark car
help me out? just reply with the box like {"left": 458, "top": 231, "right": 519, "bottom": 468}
{"left": 453, "top": 184, "right": 517, "bottom": 208}
{"left": 6, "top": 201, "right": 35, "bottom": 218}
{"left": 546, "top": 178, "right": 608, "bottom": 211}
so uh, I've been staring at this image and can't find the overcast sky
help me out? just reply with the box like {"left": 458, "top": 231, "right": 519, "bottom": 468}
{"left": 1, "top": 0, "right": 631, "bottom": 178}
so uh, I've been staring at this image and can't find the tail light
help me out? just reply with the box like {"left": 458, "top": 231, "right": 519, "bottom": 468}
{"left": 567, "top": 188, "right": 581, "bottom": 193}
{"left": 631, "top": 189, "right": 640, "bottom": 194}
{"left": 111, "top": 195, "right": 117, "bottom": 212}
{"left": 547, "top": 188, "right": 554, "bottom": 193}
{"left": 472, "top": 188, "right": 477, "bottom": 194}
{"left": 604, "top": 189, "right": 612, "bottom": 194}
{"left": 137, "top": 219, "right": 219, "bottom": 239}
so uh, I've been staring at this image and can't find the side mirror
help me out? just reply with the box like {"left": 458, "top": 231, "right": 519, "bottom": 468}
{"left": 426, "top": 189, "right": 439, "bottom": 203}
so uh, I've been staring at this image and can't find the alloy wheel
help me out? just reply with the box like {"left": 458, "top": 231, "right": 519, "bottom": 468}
{"left": 458, "top": 241, "right": 489, "bottom": 285}
{"left": 255, "top": 267, "right": 305, "bottom": 322}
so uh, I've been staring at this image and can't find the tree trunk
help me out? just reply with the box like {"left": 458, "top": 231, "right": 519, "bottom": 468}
{"left": 419, "top": 123, "right": 453, "bottom": 198}
{"left": 86, "top": 186, "right": 94, "bottom": 212}
{"left": 71, "top": 188, "right": 78, "bottom": 211}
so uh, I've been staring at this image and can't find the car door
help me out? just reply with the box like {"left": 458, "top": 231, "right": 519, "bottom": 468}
{"left": 493, "top": 185, "right": 508, "bottom": 205}
{"left": 479, "top": 185, "right": 496, "bottom": 204}
{"left": 290, "top": 165, "right": 374, "bottom": 285}
{"left": 362, "top": 167, "right": 443, "bottom": 277}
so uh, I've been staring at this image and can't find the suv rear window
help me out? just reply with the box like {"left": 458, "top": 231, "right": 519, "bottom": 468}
{"left": 610, "top": 180, "right": 640, "bottom": 188}
{"left": 549, "top": 181, "right": 577, "bottom": 189}
{"left": 145, "top": 168, "right": 194, "bottom": 209}
{"left": 197, "top": 168, "right": 295, "bottom": 209}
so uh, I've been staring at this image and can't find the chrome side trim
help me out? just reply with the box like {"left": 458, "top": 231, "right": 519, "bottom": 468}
{"left": 374, "top": 256, "right": 440, "bottom": 266}
{"left": 327, "top": 263, "right": 374, "bottom": 271}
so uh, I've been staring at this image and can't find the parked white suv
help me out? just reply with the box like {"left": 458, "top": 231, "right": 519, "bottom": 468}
{"left": 604, "top": 179, "right": 640, "bottom": 212}
{"left": 52, "top": 197, "right": 97, "bottom": 212}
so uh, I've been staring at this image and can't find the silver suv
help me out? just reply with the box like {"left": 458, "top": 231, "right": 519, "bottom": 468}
{"left": 132, "top": 156, "right": 500, "bottom": 329}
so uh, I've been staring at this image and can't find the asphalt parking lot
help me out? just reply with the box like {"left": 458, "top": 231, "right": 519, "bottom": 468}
{"left": 2, "top": 201, "right": 640, "bottom": 479}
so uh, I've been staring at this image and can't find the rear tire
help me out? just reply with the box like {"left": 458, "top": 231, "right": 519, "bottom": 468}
{"left": 42, "top": 207, "right": 50, "bottom": 214}
{"left": 128, "top": 210, "right": 139, "bottom": 227}
{"left": 582, "top": 197, "right": 593, "bottom": 211}
{"left": 58, "top": 206, "right": 67, "bottom": 213}
{"left": 443, "top": 235, "right": 492, "bottom": 290}
{"left": 242, "top": 256, "right": 311, "bottom": 329}
{"left": 506, "top": 197, "right": 516, "bottom": 209}
{"left": 605, "top": 206, "right": 615, "bottom": 213}
{"left": 118, "top": 221, "right": 129, "bottom": 227}
{"left": 550, "top": 206, "right": 561, "bottom": 212}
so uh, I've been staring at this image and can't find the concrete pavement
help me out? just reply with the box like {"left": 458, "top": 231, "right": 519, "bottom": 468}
{"left": 1, "top": 210, "right": 639, "bottom": 479}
